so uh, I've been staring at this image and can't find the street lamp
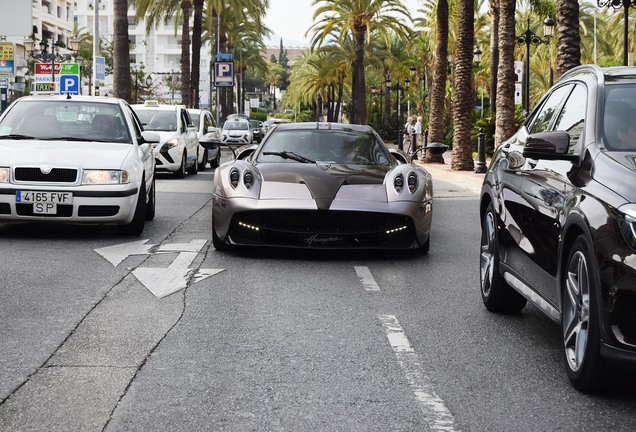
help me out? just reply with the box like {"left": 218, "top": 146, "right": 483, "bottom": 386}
{"left": 516, "top": 17, "right": 554, "bottom": 115}
{"left": 597, "top": 0, "right": 636, "bottom": 65}
{"left": 24, "top": 38, "right": 81, "bottom": 94}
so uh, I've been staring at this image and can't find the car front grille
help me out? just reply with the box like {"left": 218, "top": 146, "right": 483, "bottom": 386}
{"left": 0, "top": 203, "right": 10, "bottom": 214}
{"left": 14, "top": 167, "right": 78, "bottom": 183}
{"left": 228, "top": 210, "right": 415, "bottom": 248}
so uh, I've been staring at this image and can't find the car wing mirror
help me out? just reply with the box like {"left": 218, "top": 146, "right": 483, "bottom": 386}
{"left": 523, "top": 131, "right": 579, "bottom": 163}
{"left": 141, "top": 131, "right": 161, "bottom": 144}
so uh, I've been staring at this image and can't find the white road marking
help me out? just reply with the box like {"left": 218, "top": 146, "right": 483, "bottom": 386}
{"left": 192, "top": 269, "right": 224, "bottom": 284}
{"left": 355, "top": 266, "right": 380, "bottom": 291}
{"left": 379, "top": 315, "right": 459, "bottom": 432}
{"left": 94, "top": 239, "right": 156, "bottom": 266}
{"left": 156, "top": 239, "right": 208, "bottom": 253}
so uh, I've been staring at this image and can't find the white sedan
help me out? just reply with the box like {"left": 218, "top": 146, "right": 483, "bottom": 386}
{"left": 0, "top": 95, "right": 158, "bottom": 235}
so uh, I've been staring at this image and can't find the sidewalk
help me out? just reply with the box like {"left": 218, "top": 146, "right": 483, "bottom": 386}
{"left": 414, "top": 150, "right": 485, "bottom": 194}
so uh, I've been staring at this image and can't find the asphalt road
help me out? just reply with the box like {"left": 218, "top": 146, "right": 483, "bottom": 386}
{"left": 1, "top": 154, "right": 635, "bottom": 432}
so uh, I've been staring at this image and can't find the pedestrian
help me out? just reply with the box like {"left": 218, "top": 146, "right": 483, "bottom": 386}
{"left": 403, "top": 116, "right": 414, "bottom": 150}
{"left": 414, "top": 116, "right": 423, "bottom": 152}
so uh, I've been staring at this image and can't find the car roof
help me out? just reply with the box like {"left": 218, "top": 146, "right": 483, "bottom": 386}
{"left": 17, "top": 95, "right": 123, "bottom": 105}
{"left": 270, "top": 122, "right": 374, "bottom": 133}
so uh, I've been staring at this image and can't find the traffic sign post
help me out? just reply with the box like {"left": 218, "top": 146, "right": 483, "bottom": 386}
{"left": 214, "top": 61, "right": 234, "bottom": 87}
{"left": 33, "top": 63, "right": 80, "bottom": 95}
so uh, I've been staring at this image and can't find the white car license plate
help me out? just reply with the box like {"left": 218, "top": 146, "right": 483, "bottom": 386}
{"left": 16, "top": 191, "right": 73, "bottom": 214}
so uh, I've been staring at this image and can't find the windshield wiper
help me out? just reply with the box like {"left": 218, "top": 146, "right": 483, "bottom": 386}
{"left": 40, "top": 136, "right": 106, "bottom": 142}
{"left": 262, "top": 151, "right": 315, "bottom": 163}
{"left": 0, "top": 134, "right": 35, "bottom": 140}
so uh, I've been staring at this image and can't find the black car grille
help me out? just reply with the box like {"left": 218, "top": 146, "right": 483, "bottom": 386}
{"left": 14, "top": 167, "right": 78, "bottom": 183}
{"left": 227, "top": 210, "right": 415, "bottom": 248}
{"left": 614, "top": 293, "right": 636, "bottom": 344}
{"left": 0, "top": 203, "right": 10, "bottom": 214}
{"left": 78, "top": 205, "right": 120, "bottom": 217}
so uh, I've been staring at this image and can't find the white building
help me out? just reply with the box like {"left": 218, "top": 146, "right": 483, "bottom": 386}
{"left": 73, "top": 0, "right": 213, "bottom": 105}
{"left": 6, "top": 0, "right": 213, "bottom": 106}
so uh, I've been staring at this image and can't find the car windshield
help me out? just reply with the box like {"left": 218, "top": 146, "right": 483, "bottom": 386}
{"left": 135, "top": 109, "right": 178, "bottom": 132}
{"left": 190, "top": 113, "right": 201, "bottom": 127}
{"left": 257, "top": 129, "right": 390, "bottom": 165}
{"left": 0, "top": 100, "right": 132, "bottom": 143}
{"left": 603, "top": 85, "right": 636, "bottom": 151}
{"left": 224, "top": 121, "right": 248, "bottom": 131}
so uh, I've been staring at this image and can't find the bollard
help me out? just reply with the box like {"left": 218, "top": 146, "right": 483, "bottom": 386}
{"left": 411, "top": 130, "right": 418, "bottom": 160}
{"left": 475, "top": 127, "right": 487, "bottom": 173}
{"left": 397, "top": 129, "right": 403, "bottom": 151}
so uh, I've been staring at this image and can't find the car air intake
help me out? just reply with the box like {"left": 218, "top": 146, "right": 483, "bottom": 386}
{"left": 14, "top": 167, "right": 78, "bottom": 183}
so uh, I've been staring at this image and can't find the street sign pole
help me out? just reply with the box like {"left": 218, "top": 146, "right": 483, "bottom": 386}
{"left": 0, "top": 78, "right": 8, "bottom": 113}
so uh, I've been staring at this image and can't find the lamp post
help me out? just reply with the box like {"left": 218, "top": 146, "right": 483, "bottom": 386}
{"left": 473, "top": 47, "right": 483, "bottom": 115}
{"left": 516, "top": 17, "right": 554, "bottom": 116}
{"left": 597, "top": 0, "right": 636, "bottom": 65}
{"left": 24, "top": 38, "right": 81, "bottom": 94}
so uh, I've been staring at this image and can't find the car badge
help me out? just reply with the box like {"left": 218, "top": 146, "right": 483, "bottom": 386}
{"left": 316, "top": 161, "right": 332, "bottom": 170}
{"left": 40, "top": 166, "right": 53, "bottom": 174}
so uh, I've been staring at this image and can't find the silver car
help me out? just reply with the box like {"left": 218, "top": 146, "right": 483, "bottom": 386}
{"left": 0, "top": 95, "right": 158, "bottom": 235}
{"left": 212, "top": 122, "right": 441, "bottom": 252}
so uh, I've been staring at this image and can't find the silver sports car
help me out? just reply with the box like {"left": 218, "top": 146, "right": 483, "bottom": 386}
{"left": 212, "top": 122, "right": 442, "bottom": 252}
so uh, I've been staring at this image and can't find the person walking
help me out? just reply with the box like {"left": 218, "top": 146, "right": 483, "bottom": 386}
{"left": 403, "top": 116, "right": 414, "bottom": 150}
{"left": 413, "top": 116, "right": 423, "bottom": 154}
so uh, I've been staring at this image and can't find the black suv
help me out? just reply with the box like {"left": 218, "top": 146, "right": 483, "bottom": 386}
{"left": 480, "top": 65, "right": 636, "bottom": 391}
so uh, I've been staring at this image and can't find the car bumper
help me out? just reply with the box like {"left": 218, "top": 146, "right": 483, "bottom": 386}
{"left": 212, "top": 195, "right": 432, "bottom": 249}
{"left": 222, "top": 136, "right": 250, "bottom": 145}
{"left": 0, "top": 186, "right": 139, "bottom": 224}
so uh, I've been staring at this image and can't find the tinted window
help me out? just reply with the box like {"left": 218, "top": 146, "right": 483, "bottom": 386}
{"left": 553, "top": 84, "right": 586, "bottom": 153}
{"left": 528, "top": 84, "right": 573, "bottom": 134}
{"left": 603, "top": 84, "right": 636, "bottom": 151}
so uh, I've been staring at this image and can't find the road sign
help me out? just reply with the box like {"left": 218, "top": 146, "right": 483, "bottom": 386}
{"left": 59, "top": 75, "right": 80, "bottom": 95}
{"left": 216, "top": 52, "right": 232, "bottom": 61}
{"left": 214, "top": 61, "right": 234, "bottom": 87}
{"left": 0, "top": 43, "right": 15, "bottom": 77}
{"left": 95, "top": 56, "right": 105, "bottom": 80}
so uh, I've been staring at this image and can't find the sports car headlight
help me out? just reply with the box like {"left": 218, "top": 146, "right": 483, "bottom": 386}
{"left": 394, "top": 173, "right": 404, "bottom": 193}
{"left": 161, "top": 138, "right": 180, "bottom": 152}
{"left": 0, "top": 167, "right": 8, "bottom": 183}
{"left": 243, "top": 170, "right": 254, "bottom": 190}
{"left": 230, "top": 168, "right": 240, "bottom": 189}
{"left": 407, "top": 172, "right": 418, "bottom": 193}
{"left": 83, "top": 170, "right": 129, "bottom": 185}
{"left": 619, "top": 204, "right": 636, "bottom": 250}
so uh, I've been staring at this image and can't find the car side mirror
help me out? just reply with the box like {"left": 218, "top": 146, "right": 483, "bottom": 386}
{"left": 523, "top": 131, "right": 579, "bottom": 163}
{"left": 140, "top": 131, "right": 161, "bottom": 144}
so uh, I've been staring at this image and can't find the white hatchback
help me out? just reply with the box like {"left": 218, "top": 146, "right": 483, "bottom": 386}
{"left": 132, "top": 101, "right": 200, "bottom": 177}
{"left": 0, "top": 95, "right": 158, "bottom": 235}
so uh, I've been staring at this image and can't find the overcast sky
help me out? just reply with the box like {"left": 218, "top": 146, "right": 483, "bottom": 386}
{"left": 263, "top": 0, "right": 424, "bottom": 47}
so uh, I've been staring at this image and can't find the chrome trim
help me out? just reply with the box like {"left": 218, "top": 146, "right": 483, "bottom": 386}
{"left": 504, "top": 272, "right": 560, "bottom": 322}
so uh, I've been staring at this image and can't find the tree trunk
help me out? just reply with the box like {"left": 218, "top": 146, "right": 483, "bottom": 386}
{"left": 489, "top": 0, "right": 499, "bottom": 113}
{"left": 424, "top": 0, "right": 449, "bottom": 163}
{"left": 555, "top": 0, "right": 580, "bottom": 79}
{"left": 494, "top": 0, "right": 517, "bottom": 146}
{"left": 191, "top": 0, "right": 204, "bottom": 108}
{"left": 451, "top": 0, "right": 475, "bottom": 171}
{"left": 113, "top": 0, "right": 131, "bottom": 101}
{"left": 351, "top": 24, "right": 368, "bottom": 124}
{"left": 180, "top": 0, "right": 192, "bottom": 107}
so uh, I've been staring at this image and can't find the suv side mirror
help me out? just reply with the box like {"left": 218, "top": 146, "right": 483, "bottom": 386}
{"left": 523, "top": 131, "right": 579, "bottom": 163}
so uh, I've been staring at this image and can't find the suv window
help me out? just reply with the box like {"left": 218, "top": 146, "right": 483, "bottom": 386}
{"left": 528, "top": 84, "right": 573, "bottom": 134}
{"left": 552, "top": 83, "right": 586, "bottom": 153}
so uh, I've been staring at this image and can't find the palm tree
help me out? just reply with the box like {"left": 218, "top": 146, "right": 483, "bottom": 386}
{"left": 309, "top": 0, "right": 412, "bottom": 124}
{"left": 424, "top": 0, "right": 449, "bottom": 163}
{"left": 555, "top": 0, "right": 581, "bottom": 78}
{"left": 451, "top": 0, "right": 475, "bottom": 171}
{"left": 113, "top": 0, "right": 132, "bottom": 101}
{"left": 494, "top": 0, "right": 516, "bottom": 146}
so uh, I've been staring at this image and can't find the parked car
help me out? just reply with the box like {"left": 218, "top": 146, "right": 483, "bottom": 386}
{"left": 0, "top": 95, "right": 158, "bottom": 235}
{"left": 212, "top": 122, "right": 443, "bottom": 252}
{"left": 132, "top": 101, "right": 200, "bottom": 178}
{"left": 479, "top": 65, "right": 636, "bottom": 391}
{"left": 221, "top": 119, "right": 253, "bottom": 145}
{"left": 188, "top": 108, "right": 222, "bottom": 169}
{"left": 226, "top": 113, "right": 250, "bottom": 122}
{"left": 249, "top": 119, "right": 265, "bottom": 143}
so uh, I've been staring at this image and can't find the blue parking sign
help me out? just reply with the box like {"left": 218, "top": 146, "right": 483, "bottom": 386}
{"left": 59, "top": 75, "right": 80, "bottom": 95}
{"left": 214, "top": 61, "right": 233, "bottom": 87}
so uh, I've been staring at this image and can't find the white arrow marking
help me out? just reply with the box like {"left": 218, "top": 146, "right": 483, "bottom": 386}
{"left": 94, "top": 239, "right": 156, "bottom": 266}
{"left": 192, "top": 269, "right": 225, "bottom": 284}
{"left": 156, "top": 239, "right": 208, "bottom": 254}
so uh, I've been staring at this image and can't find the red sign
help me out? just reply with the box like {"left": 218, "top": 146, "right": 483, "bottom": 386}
{"left": 35, "top": 63, "right": 62, "bottom": 74}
